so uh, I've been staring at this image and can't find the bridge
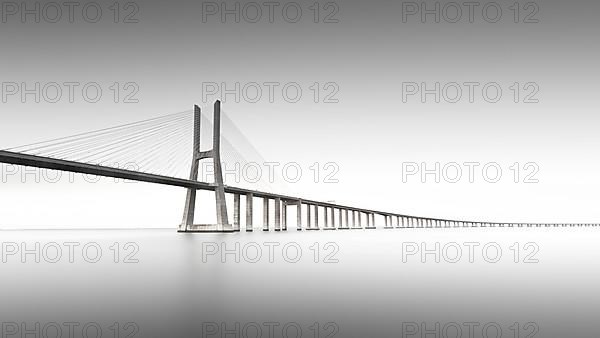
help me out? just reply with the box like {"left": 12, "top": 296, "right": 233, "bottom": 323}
{"left": 0, "top": 101, "right": 597, "bottom": 231}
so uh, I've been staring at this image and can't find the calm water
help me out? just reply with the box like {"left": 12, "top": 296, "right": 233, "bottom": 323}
{"left": 1, "top": 228, "right": 598, "bottom": 337}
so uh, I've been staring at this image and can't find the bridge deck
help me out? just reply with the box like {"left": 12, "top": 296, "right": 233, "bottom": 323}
{"left": 0, "top": 150, "right": 400, "bottom": 218}
{"left": 3, "top": 150, "right": 595, "bottom": 227}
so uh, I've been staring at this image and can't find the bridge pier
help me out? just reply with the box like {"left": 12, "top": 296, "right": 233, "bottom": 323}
{"left": 326, "top": 207, "right": 335, "bottom": 230}
{"left": 179, "top": 102, "right": 234, "bottom": 232}
{"left": 263, "top": 198, "right": 270, "bottom": 231}
{"left": 366, "top": 213, "right": 376, "bottom": 229}
{"left": 296, "top": 201, "right": 302, "bottom": 231}
{"left": 274, "top": 197, "right": 281, "bottom": 231}
{"left": 323, "top": 207, "right": 333, "bottom": 230}
{"left": 246, "top": 193, "right": 253, "bottom": 231}
{"left": 281, "top": 199, "right": 287, "bottom": 231}
{"left": 306, "top": 204, "right": 315, "bottom": 230}
{"left": 339, "top": 209, "right": 349, "bottom": 229}
{"left": 233, "top": 194, "right": 241, "bottom": 231}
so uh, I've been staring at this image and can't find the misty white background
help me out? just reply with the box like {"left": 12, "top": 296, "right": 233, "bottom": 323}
{"left": 0, "top": 0, "right": 599, "bottom": 228}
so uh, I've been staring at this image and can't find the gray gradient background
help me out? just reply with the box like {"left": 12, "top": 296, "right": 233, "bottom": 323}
{"left": 1, "top": 0, "right": 599, "bottom": 337}
{"left": 0, "top": 1, "right": 600, "bottom": 226}
{"left": 0, "top": 0, "right": 599, "bottom": 227}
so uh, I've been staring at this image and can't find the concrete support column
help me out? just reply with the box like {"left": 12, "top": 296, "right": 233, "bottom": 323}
{"left": 274, "top": 197, "right": 281, "bottom": 231}
{"left": 233, "top": 194, "right": 240, "bottom": 231}
{"left": 314, "top": 205, "right": 319, "bottom": 229}
{"left": 281, "top": 201, "right": 287, "bottom": 231}
{"left": 213, "top": 101, "right": 229, "bottom": 227}
{"left": 263, "top": 198, "right": 269, "bottom": 231}
{"left": 296, "top": 202, "right": 302, "bottom": 231}
{"left": 246, "top": 193, "right": 253, "bottom": 232}
{"left": 307, "top": 204, "right": 312, "bottom": 230}
{"left": 338, "top": 209, "right": 343, "bottom": 229}
{"left": 341, "top": 209, "right": 349, "bottom": 229}
{"left": 324, "top": 207, "right": 329, "bottom": 228}
{"left": 367, "top": 213, "right": 375, "bottom": 229}
{"left": 324, "top": 207, "right": 335, "bottom": 230}
{"left": 179, "top": 105, "right": 202, "bottom": 232}
{"left": 331, "top": 207, "right": 335, "bottom": 229}
{"left": 352, "top": 211, "right": 356, "bottom": 228}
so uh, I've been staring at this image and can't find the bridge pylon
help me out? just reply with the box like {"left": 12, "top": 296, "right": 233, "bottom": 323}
{"left": 179, "top": 100, "right": 233, "bottom": 232}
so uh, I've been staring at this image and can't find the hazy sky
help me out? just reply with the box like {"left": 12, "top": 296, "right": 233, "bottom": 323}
{"left": 1, "top": 0, "right": 599, "bottom": 227}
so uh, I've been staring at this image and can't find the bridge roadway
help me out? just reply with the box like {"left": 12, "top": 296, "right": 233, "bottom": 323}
{"left": 1, "top": 150, "right": 597, "bottom": 228}
{"left": 0, "top": 150, "right": 406, "bottom": 219}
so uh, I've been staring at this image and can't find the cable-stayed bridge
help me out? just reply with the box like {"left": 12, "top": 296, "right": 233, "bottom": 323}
{"left": 0, "top": 101, "right": 597, "bottom": 231}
